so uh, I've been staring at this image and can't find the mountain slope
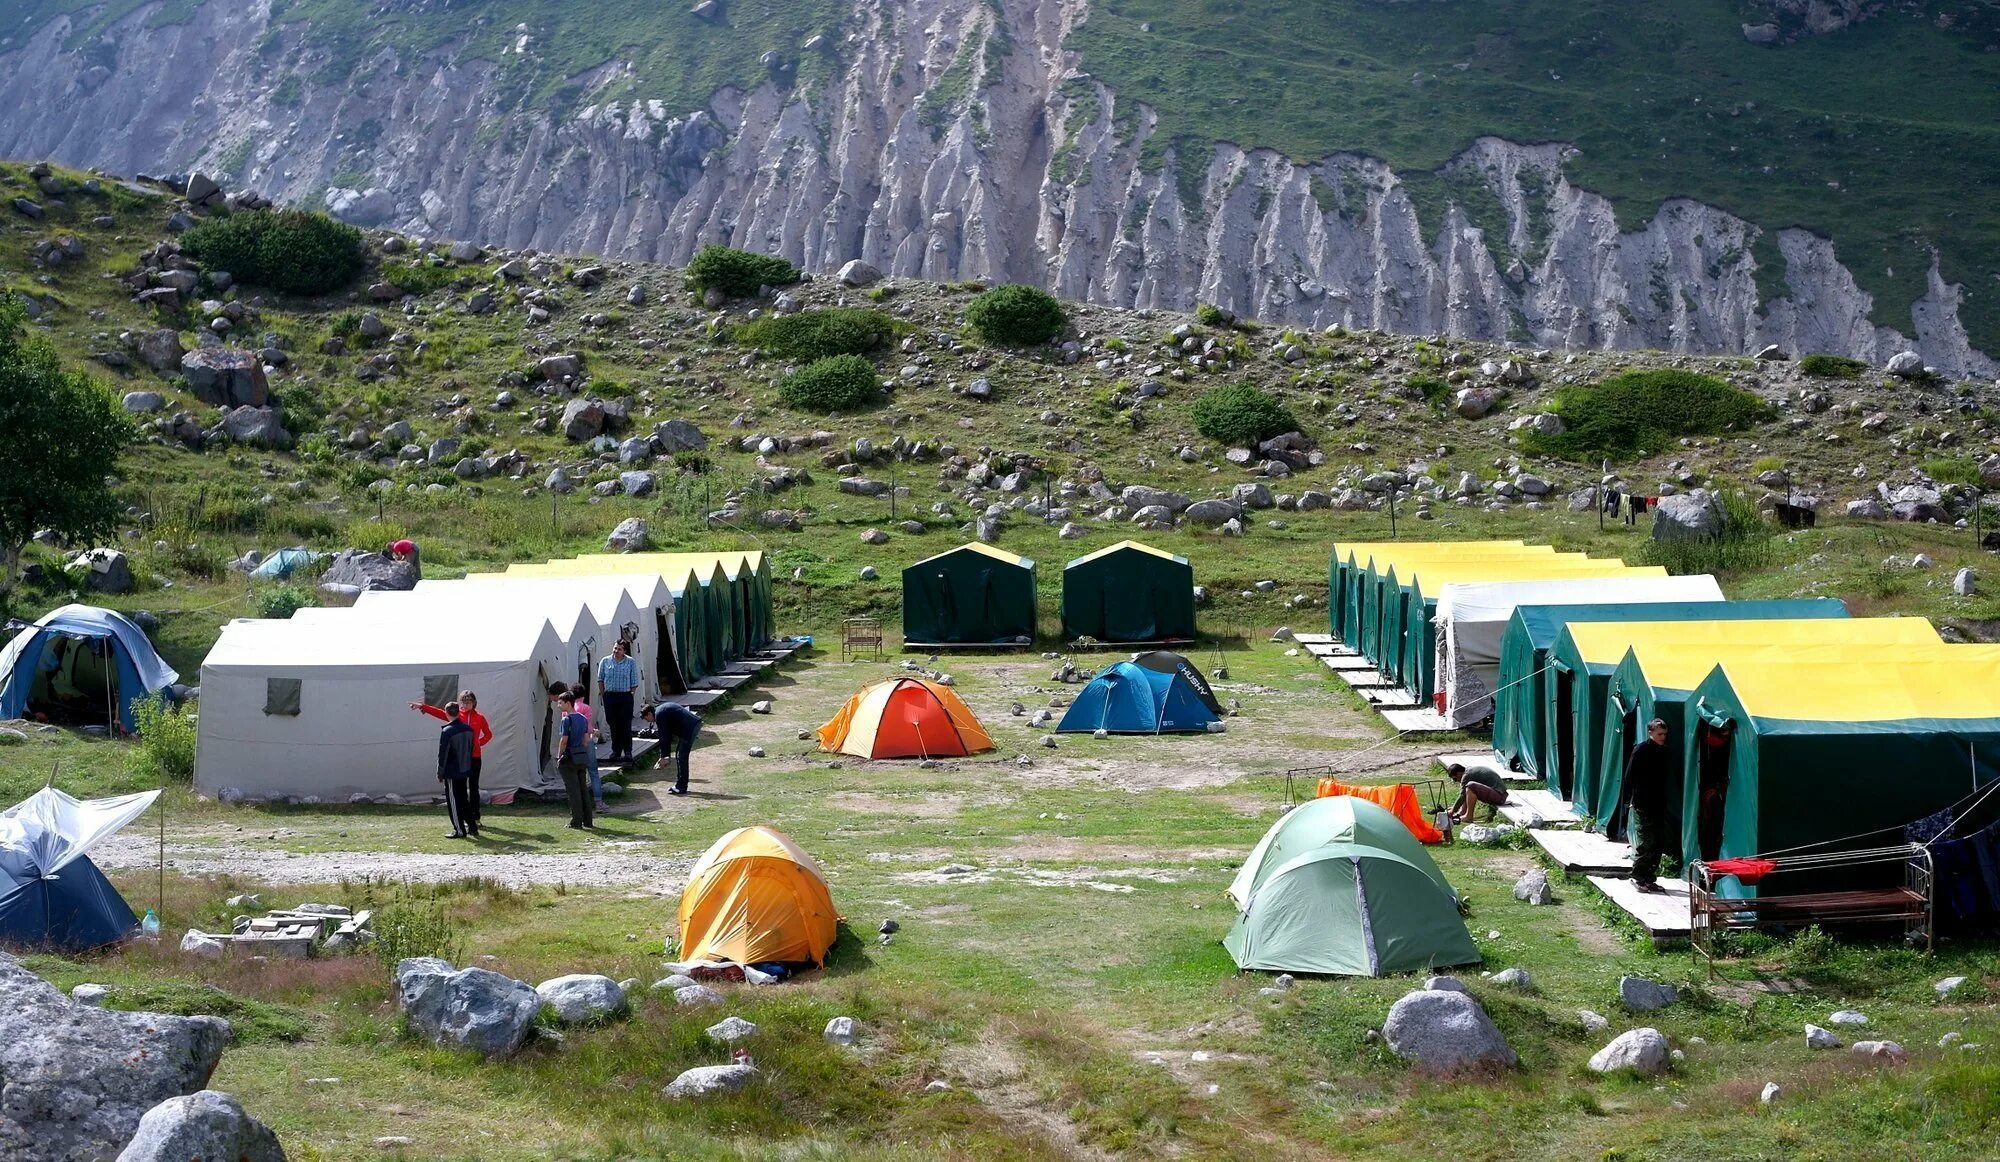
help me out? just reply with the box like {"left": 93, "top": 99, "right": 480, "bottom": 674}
{"left": 2, "top": 0, "right": 1997, "bottom": 374}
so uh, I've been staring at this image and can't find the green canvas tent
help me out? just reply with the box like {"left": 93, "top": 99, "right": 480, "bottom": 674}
{"left": 902, "top": 543, "right": 1037, "bottom": 645}
{"left": 1223, "top": 796, "right": 1479, "bottom": 976}
{"left": 1543, "top": 616, "right": 1939, "bottom": 812}
{"left": 1061, "top": 541, "right": 1194, "bottom": 643}
{"left": 1682, "top": 658, "right": 2000, "bottom": 885}
{"left": 1492, "top": 599, "right": 1847, "bottom": 780}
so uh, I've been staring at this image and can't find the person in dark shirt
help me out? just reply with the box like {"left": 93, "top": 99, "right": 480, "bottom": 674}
{"left": 555, "top": 693, "right": 594, "bottom": 830}
{"left": 435, "top": 701, "right": 476, "bottom": 839}
{"left": 1622, "top": 718, "right": 1674, "bottom": 892}
{"left": 640, "top": 701, "right": 703, "bottom": 796}
{"left": 1446, "top": 762, "right": 1509, "bottom": 824}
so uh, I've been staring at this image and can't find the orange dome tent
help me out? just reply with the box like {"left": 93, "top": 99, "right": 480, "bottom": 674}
{"left": 817, "top": 677, "right": 994, "bottom": 759}
{"left": 677, "top": 826, "right": 841, "bottom": 966}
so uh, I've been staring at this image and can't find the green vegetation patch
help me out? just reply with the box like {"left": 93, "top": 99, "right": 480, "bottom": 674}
{"left": 179, "top": 209, "right": 365, "bottom": 297}
{"left": 1799, "top": 352, "right": 1868, "bottom": 379}
{"left": 104, "top": 981, "right": 312, "bottom": 1044}
{"left": 734, "top": 308, "right": 896, "bottom": 361}
{"left": 1524, "top": 369, "right": 1771, "bottom": 461}
{"left": 1189, "top": 383, "right": 1300, "bottom": 447}
{"left": 778, "top": 354, "right": 882, "bottom": 413}
{"left": 966, "top": 284, "right": 1067, "bottom": 347}
{"left": 684, "top": 245, "right": 800, "bottom": 300}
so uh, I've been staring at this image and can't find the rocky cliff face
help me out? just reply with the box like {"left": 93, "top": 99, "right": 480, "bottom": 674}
{"left": 2, "top": 0, "right": 1989, "bottom": 377}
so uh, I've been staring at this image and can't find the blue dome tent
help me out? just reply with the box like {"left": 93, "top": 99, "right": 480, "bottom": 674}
{"left": 0, "top": 605, "right": 178, "bottom": 732}
{"left": 1057, "top": 660, "right": 1222, "bottom": 734}
{"left": 0, "top": 787, "right": 158, "bottom": 952}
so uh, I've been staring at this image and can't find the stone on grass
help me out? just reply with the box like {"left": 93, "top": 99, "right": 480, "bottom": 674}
{"left": 824, "top": 1016, "right": 860, "bottom": 1046}
{"left": 1578, "top": 1009, "right": 1609, "bottom": 1033}
{"left": 180, "top": 930, "right": 226, "bottom": 958}
{"left": 605, "top": 517, "right": 651, "bottom": 553}
{"left": 71, "top": 983, "right": 111, "bottom": 1006}
{"left": 1829, "top": 1009, "right": 1869, "bottom": 1026}
{"left": 652, "top": 974, "right": 697, "bottom": 991}
{"left": 1512, "top": 868, "right": 1553, "bottom": 905}
{"left": 1851, "top": 1040, "right": 1907, "bottom": 1061}
{"left": 705, "top": 1016, "right": 759, "bottom": 1043}
{"left": 0, "top": 952, "right": 230, "bottom": 1162}
{"left": 115, "top": 1090, "right": 282, "bottom": 1162}
{"left": 1381, "top": 988, "right": 1516, "bottom": 1071}
{"left": 1423, "top": 976, "right": 1467, "bottom": 994}
{"left": 1588, "top": 1027, "right": 1671, "bottom": 1076}
{"left": 1805, "top": 1023, "right": 1842, "bottom": 1049}
{"left": 394, "top": 957, "right": 542, "bottom": 1058}
{"left": 674, "top": 984, "right": 724, "bottom": 1007}
{"left": 534, "top": 974, "right": 628, "bottom": 1024}
{"left": 1618, "top": 976, "right": 1678, "bottom": 1011}
{"left": 1936, "top": 975, "right": 1970, "bottom": 998}
{"left": 859, "top": 565, "right": 878, "bottom": 580}
{"left": 1490, "top": 967, "right": 1532, "bottom": 990}
{"left": 1760, "top": 1081, "right": 1782, "bottom": 1104}
{"left": 751, "top": 700, "right": 773, "bottom": 714}
{"left": 663, "top": 1063, "right": 756, "bottom": 1098}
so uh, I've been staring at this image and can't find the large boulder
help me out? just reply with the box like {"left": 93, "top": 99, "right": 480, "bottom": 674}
{"left": 535, "top": 975, "right": 628, "bottom": 1024}
{"left": 1453, "top": 387, "right": 1504, "bottom": 419}
{"left": 1183, "top": 498, "right": 1240, "bottom": 526}
{"left": 1119, "top": 485, "right": 1192, "bottom": 514}
{"left": 135, "top": 329, "right": 185, "bottom": 373}
{"left": 393, "top": 957, "right": 541, "bottom": 1059}
{"left": 180, "top": 348, "right": 268, "bottom": 408}
{"left": 1618, "top": 975, "right": 1679, "bottom": 1011}
{"left": 561, "top": 398, "right": 607, "bottom": 441}
{"left": 1885, "top": 351, "right": 1926, "bottom": 378}
{"left": 116, "top": 1090, "right": 283, "bottom": 1162}
{"left": 605, "top": 518, "right": 651, "bottom": 553}
{"left": 1588, "top": 1027, "right": 1672, "bottom": 1076}
{"left": 1381, "top": 988, "right": 1516, "bottom": 1071}
{"left": 538, "top": 353, "right": 585, "bottom": 381}
{"left": 663, "top": 1063, "right": 756, "bottom": 1098}
{"left": 652, "top": 418, "right": 708, "bottom": 453}
{"left": 323, "top": 186, "right": 395, "bottom": 226}
{"left": 0, "top": 952, "right": 230, "bottom": 1162}
{"left": 836, "top": 260, "right": 882, "bottom": 287}
{"left": 1650, "top": 491, "right": 1723, "bottom": 543}
{"left": 218, "top": 405, "right": 292, "bottom": 449}
{"left": 67, "top": 547, "right": 133, "bottom": 594}
{"left": 319, "top": 548, "right": 419, "bottom": 593}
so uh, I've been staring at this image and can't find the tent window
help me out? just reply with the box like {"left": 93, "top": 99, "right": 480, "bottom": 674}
{"left": 422, "top": 673, "right": 460, "bottom": 708}
{"left": 264, "top": 678, "right": 302, "bottom": 717}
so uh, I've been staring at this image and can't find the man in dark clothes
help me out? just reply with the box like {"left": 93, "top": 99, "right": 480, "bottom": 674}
{"left": 556, "top": 693, "right": 594, "bottom": 829}
{"left": 1446, "top": 762, "right": 1509, "bottom": 824}
{"left": 436, "top": 701, "right": 477, "bottom": 839}
{"left": 1622, "top": 718, "right": 1674, "bottom": 892}
{"left": 640, "top": 701, "right": 703, "bottom": 796}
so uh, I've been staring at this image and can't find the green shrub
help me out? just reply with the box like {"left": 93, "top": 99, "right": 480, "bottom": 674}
{"left": 381, "top": 259, "right": 458, "bottom": 297}
{"left": 736, "top": 309, "right": 896, "bottom": 361}
{"left": 1524, "top": 369, "right": 1771, "bottom": 461}
{"left": 1407, "top": 374, "right": 1451, "bottom": 410}
{"left": 967, "top": 284, "right": 1067, "bottom": 346}
{"left": 132, "top": 696, "right": 197, "bottom": 782}
{"left": 1194, "top": 302, "right": 1237, "bottom": 328}
{"left": 1798, "top": 353, "right": 1867, "bottom": 379}
{"left": 1637, "top": 491, "right": 1776, "bottom": 575}
{"left": 373, "top": 896, "right": 467, "bottom": 970}
{"left": 778, "top": 355, "right": 882, "bottom": 413}
{"left": 684, "top": 245, "right": 799, "bottom": 298}
{"left": 180, "top": 209, "right": 366, "bottom": 297}
{"left": 255, "top": 584, "right": 316, "bottom": 619}
{"left": 1190, "top": 383, "right": 1300, "bottom": 447}
{"left": 1923, "top": 456, "right": 1981, "bottom": 486}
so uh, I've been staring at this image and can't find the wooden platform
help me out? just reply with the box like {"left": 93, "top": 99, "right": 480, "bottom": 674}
{"left": 1529, "top": 828, "right": 1634, "bottom": 876}
{"left": 725, "top": 658, "right": 775, "bottom": 674}
{"left": 597, "top": 737, "right": 659, "bottom": 765}
{"left": 1588, "top": 875, "right": 1692, "bottom": 945}
{"left": 1335, "top": 667, "right": 1395, "bottom": 688}
{"left": 1359, "top": 687, "right": 1424, "bottom": 710}
{"left": 1379, "top": 707, "right": 1459, "bottom": 734}
{"left": 1320, "top": 654, "right": 1377, "bottom": 672}
{"left": 661, "top": 690, "right": 725, "bottom": 709}
{"left": 1304, "top": 642, "right": 1340, "bottom": 658}
{"left": 1497, "top": 788, "right": 1583, "bottom": 828}
{"left": 1292, "top": 632, "right": 1335, "bottom": 645}
{"left": 692, "top": 672, "right": 753, "bottom": 692}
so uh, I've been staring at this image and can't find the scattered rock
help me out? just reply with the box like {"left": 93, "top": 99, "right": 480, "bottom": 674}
{"left": 1588, "top": 1027, "right": 1671, "bottom": 1076}
{"left": 705, "top": 1016, "right": 759, "bottom": 1043}
{"left": 1760, "top": 1081, "right": 1782, "bottom": 1104}
{"left": 1829, "top": 1009, "right": 1869, "bottom": 1026}
{"left": 1619, "top": 976, "right": 1678, "bottom": 1011}
{"left": 1936, "top": 975, "right": 1970, "bottom": 998}
{"left": 535, "top": 975, "right": 627, "bottom": 1024}
{"left": 1423, "top": 976, "right": 1467, "bottom": 993}
{"left": 1490, "top": 967, "right": 1533, "bottom": 990}
{"left": 1806, "top": 1023, "right": 1842, "bottom": 1049}
{"left": 1885, "top": 351, "right": 1926, "bottom": 378}
{"left": 836, "top": 260, "right": 882, "bottom": 287}
{"left": 674, "top": 984, "right": 724, "bottom": 1007}
{"left": 1578, "top": 1009, "right": 1609, "bottom": 1033}
{"left": 663, "top": 1063, "right": 755, "bottom": 1098}
{"left": 1852, "top": 1040, "right": 1907, "bottom": 1061}
{"left": 605, "top": 518, "right": 651, "bottom": 553}
{"left": 1512, "top": 868, "right": 1553, "bottom": 905}
{"left": 393, "top": 957, "right": 542, "bottom": 1058}
{"left": 1381, "top": 988, "right": 1516, "bottom": 1071}
{"left": 115, "top": 1090, "right": 282, "bottom": 1162}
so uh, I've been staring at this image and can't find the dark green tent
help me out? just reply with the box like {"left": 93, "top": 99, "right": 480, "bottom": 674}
{"left": 1492, "top": 599, "right": 1846, "bottom": 781}
{"left": 1682, "top": 659, "right": 2000, "bottom": 886}
{"left": 902, "top": 543, "right": 1037, "bottom": 645}
{"left": 1061, "top": 540, "right": 1194, "bottom": 643}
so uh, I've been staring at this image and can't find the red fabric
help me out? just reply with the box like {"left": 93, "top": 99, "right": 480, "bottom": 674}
{"left": 416, "top": 704, "right": 493, "bottom": 757}
{"left": 390, "top": 539, "right": 417, "bottom": 556}
{"left": 1706, "top": 857, "right": 1778, "bottom": 883}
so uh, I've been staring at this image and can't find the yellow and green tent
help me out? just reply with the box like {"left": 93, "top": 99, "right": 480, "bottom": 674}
{"left": 902, "top": 542, "right": 1037, "bottom": 645}
{"left": 1061, "top": 540, "right": 1194, "bottom": 643}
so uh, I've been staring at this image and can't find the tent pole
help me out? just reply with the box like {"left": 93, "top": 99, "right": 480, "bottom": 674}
{"left": 158, "top": 772, "right": 166, "bottom": 922}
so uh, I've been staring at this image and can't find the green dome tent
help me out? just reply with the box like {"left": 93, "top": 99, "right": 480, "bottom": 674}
{"left": 1224, "top": 796, "right": 1479, "bottom": 977}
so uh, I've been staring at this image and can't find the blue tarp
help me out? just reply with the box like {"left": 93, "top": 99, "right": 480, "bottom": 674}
{"left": 0, "top": 605, "right": 178, "bottom": 731}
{"left": 1057, "top": 661, "right": 1221, "bottom": 734}
{"left": 251, "top": 548, "right": 324, "bottom": 580}
{"left": 0, "top": 787, "right": 156, "bottom": 951}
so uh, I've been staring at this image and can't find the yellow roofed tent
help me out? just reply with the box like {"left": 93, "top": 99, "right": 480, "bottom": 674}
{"left": 1328, "top": 540, "right": 1534, "bottom": 640}
{"left": 1546, "top": 616, "right": 1940, "bottom": 814}
{"left": 677, "top": 826, "right": 840, "bottom": 967}
{"left": 1682, "top": 657, "right": 2000, "bottom": 886}
{"left": 1061, "top": 540, "right": 1195, "bottom": 643}
{"left": 902, "top": 542, "right": 1038, "bottom": 645}
{"left": 1344, "top": 544, "right": 1560, "bottom": 661}
{"left": 506, "top": 554, "right": 748, "bottom": 676}
{"left": 818, "top": 677, "right": 995, "bottom": 759}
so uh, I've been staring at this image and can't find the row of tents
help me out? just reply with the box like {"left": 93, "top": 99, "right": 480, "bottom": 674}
{"left": 1329, "top": 540, "right": 2000, "bottom": 885}
{"left": 194, "top": 551, "right": 776, "bottom": 802}
{"left": 903, "top": 540, "right": 1196, "bottom": 646}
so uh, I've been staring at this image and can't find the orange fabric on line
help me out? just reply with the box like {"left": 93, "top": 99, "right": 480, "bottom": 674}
{"left": 677, "top": 826, "right": 841, "bottom": 966}
{"left": 1314, "top": 780, "right": 1446, "bottom": 844}
{"left": 816, "top": 677, "right": 994, "bottom": 758}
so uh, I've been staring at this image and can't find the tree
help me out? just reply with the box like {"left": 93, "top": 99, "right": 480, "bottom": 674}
{"left": 0, "top": 303, "right": 134, "bottom": 591}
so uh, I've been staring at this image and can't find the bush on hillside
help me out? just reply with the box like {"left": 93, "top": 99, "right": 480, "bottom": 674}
{"left": 180, "top": 209, "right": 366, "bottom": 296}
{"left": 1798, "top": 353, "right": 1867, "bottom": 379}
{"left": 255, "top": 584, "right": 316, "bottom": 620}
{"left": 132, "top": 696, "right": 197, "bottom": 782}
{"left": 1637, "top": 491, "right": 1776, "bottom": 575}
{"left": 684, "top": 245, "right": 799, "bottom": 298}
{"left": 779, "top": 354, "right": 881, "bottom": 413}
{"left": 966, "top": 284, "right": 1067, "bottom": 346}
{"left": 736, "top": 308, "right": 895, "bottom": 361}
{"left": 1523, "top": 369, "right": 1771, "bottom": 461}
{"left": 381, "top": 259, "right": 459, "bottom": 297}
{"left": 1190, "top": 383, "right": 1300, "bottom": 448}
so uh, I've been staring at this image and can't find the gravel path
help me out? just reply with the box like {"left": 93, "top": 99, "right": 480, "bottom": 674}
{"left": 92, "top": 834, "right": 693, "bottom": 893}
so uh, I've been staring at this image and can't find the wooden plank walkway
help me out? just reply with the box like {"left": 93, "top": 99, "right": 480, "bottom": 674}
{"left": 1380, "top": 707, "right": 1459, "bottom": 734}
{"left": 1292, "top": 632, "right": 1335, "bottom": 645}
{"left": 1358, "top": 687, "right": 1424, "bottom": 711}
{"left": 1320, "top": 654, "right": 1376, "bottom": 672}
{"left": 1498, "top": 788, "right": 1583, "bottom": 828}
{"left": 1335, "top": 668, "right": 1395, "bottom": 688}
{"left": 1588, "top": 875, "right": 1692, "bottom": 945}
{"left": 661, "top": 690, "right": 725, "bottom": 709}
{"left": 692, "top": 672, "right": 753, "bottom": 692}
{"left": 1529, "top": 828, "right": 1634, "bottom": 876}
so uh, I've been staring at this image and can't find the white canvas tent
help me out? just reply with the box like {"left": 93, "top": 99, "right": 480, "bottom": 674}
{"left": 195, "top": 613, "right": 567, "bottom": 801}
{"left": 1434, "top": 574, "right": 1725, "bottom": 727}
{"left": 353, "top": 578, "right": 645, "bottom": 698}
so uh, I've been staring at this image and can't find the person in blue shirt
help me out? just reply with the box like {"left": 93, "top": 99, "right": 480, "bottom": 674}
{"left": 595, "top": 638, "right": 641, "bottom": 762}
{"left": 555, "top": 692, "right": 594, "bottom": 829}
{"left": 640, "top": 701, "right": 703, "bottom": 796}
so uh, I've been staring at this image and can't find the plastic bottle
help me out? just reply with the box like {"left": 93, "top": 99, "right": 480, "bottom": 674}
{"left": 141, "top": 908, "right": 161, "bottom": 939}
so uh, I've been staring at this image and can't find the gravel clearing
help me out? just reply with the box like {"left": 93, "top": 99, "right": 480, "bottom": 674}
{"left": 93, "top": 834, "right": 693, "bottom": 893}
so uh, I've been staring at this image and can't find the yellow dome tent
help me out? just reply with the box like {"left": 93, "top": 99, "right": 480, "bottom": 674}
{"left": 817, "top": 677, "right": 994, "bottom": 759}
{"left": 677, "top": 826, "right": 841, "bottom": 967}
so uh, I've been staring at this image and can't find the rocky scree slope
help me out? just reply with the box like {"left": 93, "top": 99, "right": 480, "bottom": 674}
{"left": 2, "top": 0, "right": 1997, "bottom": 377}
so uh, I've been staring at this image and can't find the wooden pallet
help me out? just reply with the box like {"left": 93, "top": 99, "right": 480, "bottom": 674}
{"left": 1292, "top": 632, "right": 1335, "bottom": 645}
{"left": 1588, "top": 875, "right": 1692, "bottom": 944}
{"left": 596, "top": 738, "right": 659, "bottom": 765}
{"left": 1433, "top": 752, "right": 1539, "bottom": 785}
{"left": 1304, "top": 642, "right": 1340, "bottom": 658}
{"left": 1379, "top": 707, "right": 1459, "bottom": 734}
{"left": 1497, "top": 788, "right": 1583, "bottom": 828}
{"left": 1358, "top": 687, "right": 1424, "bottom": 711}
{"left": 661, "top": 690, "right": 725, "bottom": 710}
{"left": 1320, "top": 654, "right": 1377, "bottom": 672}
{"left": 1335, "top": 667, "right": 1395, "bottom": 688}
{"left": 725, "top": 659, "right": 775, "bottom": 674}
{"left": 691, "top": 672, "right": 753, "bottom": 692}
{"left": 1529, "top": 828, "right": 1634, "bottom": 876}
